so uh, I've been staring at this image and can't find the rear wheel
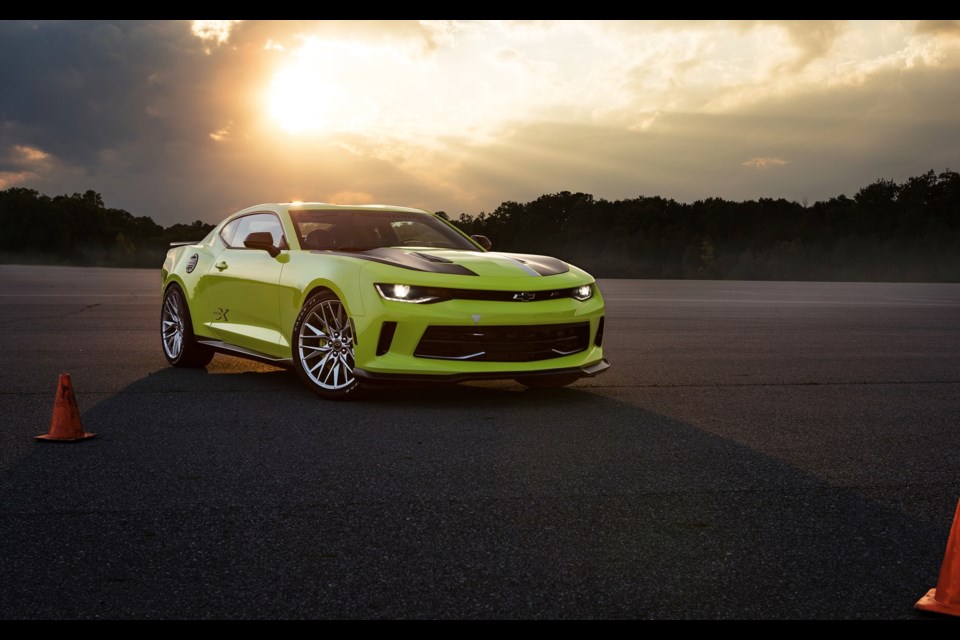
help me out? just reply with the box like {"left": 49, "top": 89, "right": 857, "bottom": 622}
{"left": 515, "top": 373, "right": 582, "bottom": 389}
{"left": 292, "top": 292, "right": 360, "bottom": 400}
{"left": 161, "top": 284, "right": 214, "bottom": 368}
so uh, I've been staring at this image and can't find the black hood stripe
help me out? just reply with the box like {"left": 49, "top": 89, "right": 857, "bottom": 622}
{"left": 308, "top": 247, "right": 570, "bottom": 276}
{"left": 310, "top": 247, "right": 478, "bottom": 275}
{"left": 499, "top": 253, "right": 570, "bottom": 276}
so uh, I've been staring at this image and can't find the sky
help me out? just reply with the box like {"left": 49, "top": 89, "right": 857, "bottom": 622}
{"left": 1, "top": 19, "right": 959, "bottom": 226}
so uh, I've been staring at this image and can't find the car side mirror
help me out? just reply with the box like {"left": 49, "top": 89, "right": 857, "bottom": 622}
{"left": 471, "top": 234, "right": 492, "bottom": 251}
{"left": 243, "top": 231, "right": 281, "bottom": 258}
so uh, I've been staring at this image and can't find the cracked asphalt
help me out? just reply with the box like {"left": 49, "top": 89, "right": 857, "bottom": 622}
{"left": 1, "top": 265, "right": 959, "bottom": 619}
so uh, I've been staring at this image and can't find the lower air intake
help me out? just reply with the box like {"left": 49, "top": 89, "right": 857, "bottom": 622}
{"left": 414, "top": 322, "right": 590, "bottom": 362}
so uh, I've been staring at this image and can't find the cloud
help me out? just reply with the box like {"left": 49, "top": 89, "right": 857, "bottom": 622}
{"left": 0, "top": 171, "right": 37, "bottom": 189}
{"left": 4, "top": 144, "right": 51, "bottom": 169}
{"left": 326, "top": 190, "right": 377, "bottom": 204}
{"left": 208, "top": 123, "right": 232, "bottom": 142}
{"left": 696, "top": 21, "right": 960, "bottom": 113}
{"left": 227, "top": 20, "right": 464, "bottom": 57}
{"left": 0, "top": 21, "right": 207, "bottom": 168}
{"left": 0, "top": 143, "right": 55, "bottom": 188}
{"left": 541, "top": 21, "right": 850, "bottom": 125}
{"left": 742, "top": 157, "right": 788, "bottom": 169}
{"left": 190, "top": 20, "right": 242, "bottom": 48}
{"left": 776, "top": 20, "right": 846, "bottom": 70}
{"left": 915, "top": 20, "right": 960, "bottom": 37}
{"left": 12, "top": 144, "right": 50, "bottom": 164}
{"left": 626, "top": 111, "right": 661, "bottom": 132}
{"left": 0, "top": 142, "right": 53, "bottom": 178}
{"left": 0, "top": 20, "right": 957, "bottom": 227}
{"left": 447, "top": 59, "right": 960, "bottom": 211}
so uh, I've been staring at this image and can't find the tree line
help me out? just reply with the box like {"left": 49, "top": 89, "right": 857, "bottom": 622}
{"left": 0, "top": 188, "right": 215, "bottom": 268}
{"left": 444, "top": 169, "right": 960, "bottom": 282}
{"left": 1, "top": 169, "right": 958, "bottom": 281}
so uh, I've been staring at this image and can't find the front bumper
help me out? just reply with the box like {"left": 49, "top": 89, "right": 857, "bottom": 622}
{"left": 354, "top": 358, "right": 610, "bottom": 384}
{"left": 350, "top": 272, "right": 607, "bottom": 380}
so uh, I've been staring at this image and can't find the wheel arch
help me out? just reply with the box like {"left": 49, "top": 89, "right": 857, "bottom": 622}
{"left": 298, "top": 279, "right": 360, "bottom": 317}
{"left": 303, "top": 284, "right": 335, "bottom": 303}
{"left": 163, "top": 274, "right": 187, "bottom": 295}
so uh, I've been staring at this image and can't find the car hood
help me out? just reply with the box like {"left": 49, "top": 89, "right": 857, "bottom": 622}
{"left": 316, "top": 247, "right": 571, "bottom": 278}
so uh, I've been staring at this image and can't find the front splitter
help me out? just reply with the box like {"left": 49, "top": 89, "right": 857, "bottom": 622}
{"left": 353, "top": 358, "right": 609, "bottom": 385}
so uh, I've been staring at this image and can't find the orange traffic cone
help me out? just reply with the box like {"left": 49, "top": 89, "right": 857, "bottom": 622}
{"left": 35, "top": 374, "right": 96, "bottom": 442}
{"left": 916, "top": 500, "right": 960, "bottom": 616}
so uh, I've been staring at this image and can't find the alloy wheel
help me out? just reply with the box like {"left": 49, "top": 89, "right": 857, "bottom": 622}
{"left": 298, "top": 299, "right": 356, "bottom": 391}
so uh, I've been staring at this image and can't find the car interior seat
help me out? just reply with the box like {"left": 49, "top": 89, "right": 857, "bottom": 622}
{"left": 304, "top": 228, "right": 336, "bottom": 250}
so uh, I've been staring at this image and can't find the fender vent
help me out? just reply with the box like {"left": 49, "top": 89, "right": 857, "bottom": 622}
{"left": 186, "top": 254, "right": 198, "bottom": 273}
{"left": 376, "top": 321, "right": 398, "bottom": 356}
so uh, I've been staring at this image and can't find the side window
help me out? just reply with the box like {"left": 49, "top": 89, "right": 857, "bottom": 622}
{"left": 223, "top": 213, "right": 287, "bottom": 249}
{"left": 220, "top": 218, "right": 241, "bottom": 247}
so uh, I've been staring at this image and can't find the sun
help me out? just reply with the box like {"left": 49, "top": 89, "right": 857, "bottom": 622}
{"left": 267, "top": 58, "right": 348, "bottom": 134}
{"left": 265, "top": 38, "right": 387, "bottom": 135}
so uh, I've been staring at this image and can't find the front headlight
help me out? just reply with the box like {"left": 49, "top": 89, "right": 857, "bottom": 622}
{"left": 571, "top": 284, "right": 593, "bottom": 301}
{"left": 375, "top": 283, "right": 451, "bottom": 304}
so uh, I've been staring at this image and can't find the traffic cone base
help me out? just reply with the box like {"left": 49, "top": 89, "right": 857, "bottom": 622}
{"left": 915, "top": 500, "right": 960, "bottom": 617}
{"left": 34, "top": 431, "right": 96, "bottom": 442}
{"left": 916, "top": 588, "right": 960, "bottom": 617}
{"left": 35, "top": 374, "right": 96, "bottom": 443}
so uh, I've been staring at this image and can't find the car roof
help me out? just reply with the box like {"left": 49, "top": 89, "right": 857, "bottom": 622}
{"left": 235, "top": 202, "right": 433, "bottom": 216}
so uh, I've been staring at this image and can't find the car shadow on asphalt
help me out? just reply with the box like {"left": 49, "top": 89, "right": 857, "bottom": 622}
{"left": 111, "top": 362, "right": 608, "bottom": 408}
{"left": 0, "top": 364, "right": 954, "bottom": 619}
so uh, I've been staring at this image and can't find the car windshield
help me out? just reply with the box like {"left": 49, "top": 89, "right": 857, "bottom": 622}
{"left": 291, "top": 209, "right": 480, "bottom": 252}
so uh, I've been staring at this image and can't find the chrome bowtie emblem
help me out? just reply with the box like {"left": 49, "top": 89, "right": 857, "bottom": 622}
{"left": 512, "top": 292, "right": 536, "bottom": 301}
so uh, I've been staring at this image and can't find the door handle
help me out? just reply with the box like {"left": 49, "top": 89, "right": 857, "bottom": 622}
{"left": 215, "top": 261, "right": 228, "bottom": 271}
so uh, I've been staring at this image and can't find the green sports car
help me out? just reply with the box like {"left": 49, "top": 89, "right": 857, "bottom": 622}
{"left": 160, "top": 203, "right": 608, "bottom": 399}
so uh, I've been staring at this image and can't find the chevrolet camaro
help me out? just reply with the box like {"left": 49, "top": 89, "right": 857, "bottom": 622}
{"left": 160, "top": 203, "right": 609, "bottom": 399}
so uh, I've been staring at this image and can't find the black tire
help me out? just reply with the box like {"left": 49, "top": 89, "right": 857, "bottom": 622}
{"left": 292, "top": 291, "right": 361, "bottom": 400}
{"left": 514, "top": 373, "right": 582, "bottom": 389}
{"left": 161, "top": 284, "right": 214, "bottom": 368}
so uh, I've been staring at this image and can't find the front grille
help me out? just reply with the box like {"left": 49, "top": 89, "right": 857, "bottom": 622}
{"left": 414, "top": 322, "right": 590, "bottom": 362}
{"left": 448, "top": 287, "right": 578, "bottom": 302}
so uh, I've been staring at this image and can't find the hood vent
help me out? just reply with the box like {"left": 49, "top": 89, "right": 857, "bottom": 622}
{"left": 409, "top": 251, "right": 454, "bottom": 264}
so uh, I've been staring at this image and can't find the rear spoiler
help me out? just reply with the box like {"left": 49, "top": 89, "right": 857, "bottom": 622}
{"left": 169, "top": 241, "right": 198, "bottom": 247}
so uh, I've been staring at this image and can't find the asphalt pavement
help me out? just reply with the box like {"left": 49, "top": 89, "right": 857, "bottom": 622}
{"left": 1, "top": 265, "right": 958, "bottom": 619}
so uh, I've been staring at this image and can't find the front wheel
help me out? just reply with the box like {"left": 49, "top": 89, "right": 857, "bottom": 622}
{"left": 292, "top": 292, "right": 360, "bottom": 400}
